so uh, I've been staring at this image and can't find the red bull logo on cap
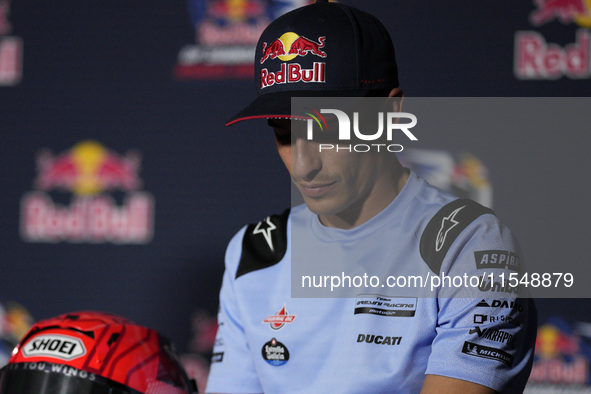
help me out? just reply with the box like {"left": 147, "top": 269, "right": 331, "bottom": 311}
{"left": 260, "top": 32, "right": 326, "bottom": 64}
{"left": 19, "top": 141, "right": 154, "bottom": 244}
{"left": 260, "top": 32, "right": 326, "bottom": 88}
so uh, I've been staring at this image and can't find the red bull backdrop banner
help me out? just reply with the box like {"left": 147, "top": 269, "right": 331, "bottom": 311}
{"left": 0, "top": 0, "right": 22, "bottom": 86}
{"left": 526, "top": 318, "right": 591, "bottom": 392}
{"left": 515, "top": 0, "right": 591, "bottom": 79}
{"left": 19, "top": 141, "right": 154, "bottom": 244}
{"left": 1, "top": 1, "right": 590, "bottom": 383}
{"left": 174, "top": 0, "right": 311, "bottom": 80}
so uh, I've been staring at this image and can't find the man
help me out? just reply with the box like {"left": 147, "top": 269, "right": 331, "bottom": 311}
{"left": 206, "top": 1, "right": 536, "bottom": 393}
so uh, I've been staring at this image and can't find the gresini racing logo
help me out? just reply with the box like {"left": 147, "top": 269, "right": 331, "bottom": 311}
{"left": 303, "top": 108, "right": 418, "bottom": 153}
{"left": 354, "top": 295, "right": 417, "bottom": 317}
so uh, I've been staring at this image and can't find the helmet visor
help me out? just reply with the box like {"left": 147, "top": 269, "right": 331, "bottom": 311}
{"left": 0, "top": 363, "right": 142, "bottom": 394}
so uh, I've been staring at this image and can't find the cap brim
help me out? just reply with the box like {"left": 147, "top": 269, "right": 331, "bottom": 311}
{"left": 226, "top": 89, "right": 371, "bottom": 126}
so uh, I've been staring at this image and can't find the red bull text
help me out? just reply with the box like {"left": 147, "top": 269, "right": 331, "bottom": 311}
{"left": 19, "top": 141, "right": 155, "bottom": 244}
{"left": 515, "top": 29, "right": 590, "bottom": 79}
{"left": 20, "top": 193, "right": 153, "bottom": 244}
{"left": 261, "top": 62, "right": 325, "bottom": 88}
{"left": 514, "top": 0, "right": 591, "bottom": 80}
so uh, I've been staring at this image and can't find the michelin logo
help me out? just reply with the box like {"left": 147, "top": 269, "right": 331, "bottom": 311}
{"left": 462, "top": 341, "right": 514, "bottom": 366}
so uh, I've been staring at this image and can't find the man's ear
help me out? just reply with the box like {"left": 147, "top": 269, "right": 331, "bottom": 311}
{"left": 388, "top": 87, "right": 404, "bottom": 112}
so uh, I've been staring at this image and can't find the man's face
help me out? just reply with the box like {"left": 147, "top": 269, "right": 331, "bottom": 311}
{"left": 270, "top": 118, "right": 387, "bottom": 225}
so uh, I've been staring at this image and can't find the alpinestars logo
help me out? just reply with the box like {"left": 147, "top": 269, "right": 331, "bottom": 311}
{"left": 253, "top": 216, "right": 277, "bottom": 251}
{"left": 435, "top": 205, "right": 465, "bottom": 251}
{"left": 262, "top": 305, "right": 296, "bottom": 330}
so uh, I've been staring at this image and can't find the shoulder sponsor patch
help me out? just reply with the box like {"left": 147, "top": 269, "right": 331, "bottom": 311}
{"left": 236, "top": 209, "right": 290, "bottom": 279}
{"left": 420, "top": 198, "right": 494, "bottom": 275}
{"left": 22, "top": 334, "right": 86, "bottom": 361}
{"left": 354, "top": 294, "right": 417, "bottom": 317}
{"left": 474, "top": 250, "right": 521, "bottom": 271}
{"left": 461, "top": 341, "right": 514, "bottom": 366}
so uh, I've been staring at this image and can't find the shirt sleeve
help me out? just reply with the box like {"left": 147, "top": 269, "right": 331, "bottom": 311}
{"left": 425, "top": 214, "right": 537, "bottom": 393}
{"left": 205, "top": 227, "right": 264, "bottom": 394}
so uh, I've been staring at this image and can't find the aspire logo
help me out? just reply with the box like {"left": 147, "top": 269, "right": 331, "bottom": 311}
{"left": 303, "top": 108, "right": 418, "bottom": 153}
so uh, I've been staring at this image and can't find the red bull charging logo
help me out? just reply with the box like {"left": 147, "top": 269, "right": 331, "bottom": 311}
{"left": 20, "top": 141, "right": 154, "bottom": 244}
{"left": 260, "top": 32, "right": 326, "bottom": 88}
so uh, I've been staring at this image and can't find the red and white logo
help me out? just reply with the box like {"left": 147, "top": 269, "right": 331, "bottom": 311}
{"left": 262, "top": 305, "right": 296, "bottom": 330}
{"left": 513, "top": 0, "right": 591, "bottom": 80}
{"left": 19, "top": 141, "right": 155, "bottom": 244}
{"left": 260, "top": 32, "right": 326, "bottom": 64}
{"left": 259, "top": 32, "right": 326, "bottom": 88}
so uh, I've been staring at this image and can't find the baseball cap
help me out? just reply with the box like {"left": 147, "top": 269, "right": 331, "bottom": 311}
{"left": 226, "top": 0, "right": 399, "bottom": 126}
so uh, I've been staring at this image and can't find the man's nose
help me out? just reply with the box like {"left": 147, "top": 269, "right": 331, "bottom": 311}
{"left": 291, "top": 138, "right": 321, "bottom": 181}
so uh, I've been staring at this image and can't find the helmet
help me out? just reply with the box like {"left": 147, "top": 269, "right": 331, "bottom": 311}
{"left": 0, "top": 311, "right": 197, "bottom": 393}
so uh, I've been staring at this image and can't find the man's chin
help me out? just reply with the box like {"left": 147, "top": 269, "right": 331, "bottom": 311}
{"left": 301, "top": 195, "right": 343, "bottom": 218}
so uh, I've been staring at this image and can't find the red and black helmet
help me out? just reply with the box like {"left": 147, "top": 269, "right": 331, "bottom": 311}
{"left": 0, "top": 311, "right": 197, "bottom": 393}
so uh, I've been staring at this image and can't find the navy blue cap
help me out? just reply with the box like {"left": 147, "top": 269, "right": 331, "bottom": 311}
{"left": 226, "top": 0, "right": 399, "bottom": 126}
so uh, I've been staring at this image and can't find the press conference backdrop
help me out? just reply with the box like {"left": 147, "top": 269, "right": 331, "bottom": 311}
{"left": 1, "top": 0, "right": 589, "bottom": 391}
